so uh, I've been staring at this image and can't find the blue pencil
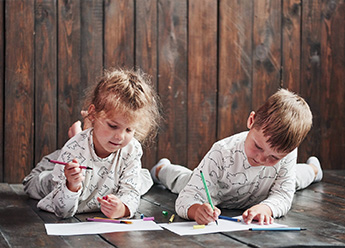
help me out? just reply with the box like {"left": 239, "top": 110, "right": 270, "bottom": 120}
{"left": 219, "top": 215, "right": 241, "bottom": 222}
{"left": 249, "top": 227, "right": 306, "bottom": 231}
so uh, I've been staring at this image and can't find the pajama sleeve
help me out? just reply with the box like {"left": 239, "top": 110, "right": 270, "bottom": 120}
{"left": 175, "top": 143, "right": 223, "bottom": 220}
{"left": 260, "top": 148, "right": 297, "bottom": 218}
{"left": 115, "top": 140, "right": 142, "bottom": 218}
{"left": 37, "top": 163, "right": 81, "bottom": 218}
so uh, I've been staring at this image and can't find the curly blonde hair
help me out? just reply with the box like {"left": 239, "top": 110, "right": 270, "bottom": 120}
{"left": 83, "top": 68, "right": 162, "bottom": 146}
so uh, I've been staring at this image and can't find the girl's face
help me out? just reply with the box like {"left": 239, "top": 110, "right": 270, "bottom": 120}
{"left": 91, "top": 110, "right": 135, "bottom": 158}
{"left": 244, "top": 112, "right": 288, "bottom": 167}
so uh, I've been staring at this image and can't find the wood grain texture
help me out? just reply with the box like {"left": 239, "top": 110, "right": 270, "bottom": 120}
{"left": 252, "top": 0, "right": 282, "bottom": 109}
{"left": 81, "top": 0, "right": 103, "bottom": 90}
{"left": 187, "top": 0, "right": 218, "bottom": 169}
{"left": 57, "top": 0, "right": 81, "bottom": 147}
{"left": 34, "top": 0, "right": 57, "bottom": 166}
{"left": 2, "top": 171, "right": 345, "bottom": 247}
{"left": 157, "top": 0, "right": 188, "bottom": 165}
{"left": 318, "top": 0, "right": 345, "bottom": 169}
{"left": 218, "top": 0, "right": 253, "bottom": 140}
{"left": 1, "top": 0, "right": 345, "bottom": 182}
{"left": 282, "top": 0, "right": 301, "bottom": 93}
{"left": 300, "top": 0, "right": 323, "bottom": 164}
{"left": 135, "top": 0, "right": 158, "bottom": 169}
{"left": 104, "top": 0, "right": 134, "bottom": 69}
{"left": 4, "top": 0, "right": 35, "bottom": 183}
{"left": 0, "top": 0, "right": 4, "bottom": 181}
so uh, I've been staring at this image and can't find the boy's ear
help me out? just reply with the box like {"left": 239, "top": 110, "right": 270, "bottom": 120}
{"left": 247, "top": 111, "right": 255, "bottom": 129}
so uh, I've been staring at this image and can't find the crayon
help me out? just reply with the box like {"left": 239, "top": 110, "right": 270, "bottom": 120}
{"left": 193, "top": 225, "right": 205, "bottom": 229}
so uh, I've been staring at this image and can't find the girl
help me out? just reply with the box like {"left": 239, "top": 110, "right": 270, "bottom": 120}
{"left": 23, "top": 68, "right": 162, "bottom": 219}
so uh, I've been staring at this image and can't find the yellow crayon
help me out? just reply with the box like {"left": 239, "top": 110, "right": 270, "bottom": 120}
{"left": 193, "top": 225, "right": 205, "bottom": 229}
{"left": 169, "top": 214, "right": 175, "bottom": 224}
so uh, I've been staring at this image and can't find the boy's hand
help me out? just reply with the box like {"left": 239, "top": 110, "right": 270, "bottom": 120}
{"left": 97, "top": 194, "right": 130, "bottom": 219}
{"left": 242, "top": 204, "right": 273, "bottom": 225}
{"left": 64, "top": 159, "right": 84, "bottom": 192}
{"left": 187, "top": 203, "right": 221, "bottom": 225}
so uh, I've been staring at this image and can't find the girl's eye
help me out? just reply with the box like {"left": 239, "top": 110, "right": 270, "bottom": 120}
{"left": 127, "top": 128, "right": 133, "bottom": 133}
{"left": 108, "top": 123, "right": 117, "bottom": 129}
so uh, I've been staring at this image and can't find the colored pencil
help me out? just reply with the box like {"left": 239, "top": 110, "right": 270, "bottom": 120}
{"left": 219, "top": 215, "right": 241, "bottom": 222}
{"left": 86, "top": 217, "right": 132, "bottom": 224}
{"left": 200, "top": 170, "right": 218, "bottom": 225}
{"left": 46, "top": 158, "right": 93, "bottom": 170}
{"left": 249, "top": 227, "right": 306, "bottom": 231}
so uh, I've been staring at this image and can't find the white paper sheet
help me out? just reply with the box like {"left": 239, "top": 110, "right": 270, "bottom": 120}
{"left": 159, "top": 218, "right": 287, "bottom": 236}
{"left": 45, "top": 219, "right": 163, "bottom": 236}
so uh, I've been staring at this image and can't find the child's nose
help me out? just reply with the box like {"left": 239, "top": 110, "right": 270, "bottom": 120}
{"left": 257, "top": 153, "right": 267, "bottom": 163}
{"left": 114, "top": 129, "right": 125, "bottom": 140}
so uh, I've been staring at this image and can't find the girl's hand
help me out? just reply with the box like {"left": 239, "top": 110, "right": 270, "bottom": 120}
{"left": 187, "top": 203, "right": 221, "bottom": 225}
{"left": 97, "top": 194, "right": 130, "bottom": 219}
{"left": 64, "top": 159, "right": 84, "bottom": 192}
{"left": 242, "top": 204, "right": 273, "bottom": 225}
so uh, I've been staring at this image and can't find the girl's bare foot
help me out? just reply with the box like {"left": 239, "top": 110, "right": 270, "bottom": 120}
{"left": 68, "top": 120, "right": 82, "bottom": 138}
{"left": 81, "top": 110, "right": 93, "bottom": 129}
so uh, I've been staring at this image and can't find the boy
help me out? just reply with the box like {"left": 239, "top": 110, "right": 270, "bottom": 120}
{"left": 151, "top": 89, "right": 322, "bottom": 225}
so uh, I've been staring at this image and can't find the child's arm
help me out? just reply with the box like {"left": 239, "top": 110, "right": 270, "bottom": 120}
{"left": 111, "top": 139, "right": 143, "bottom": 218}
{"left": 97, "top": 195, "right": 130, "bottom": 219}
{"left": 258, "top": 149, "right": 298, "bottom": 219}
{"left": 187, "top": 203, "right": 221, "bottom": 225}
{"left": 64, "top": 159, "right": 84, "bottom": 192}
{"left": 175, "top": 143, "right": 224, "bottom": 221}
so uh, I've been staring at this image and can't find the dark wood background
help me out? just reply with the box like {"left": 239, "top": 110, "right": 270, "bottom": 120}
{"left": 0, "top": 0, "right": 344, "bottom": 183}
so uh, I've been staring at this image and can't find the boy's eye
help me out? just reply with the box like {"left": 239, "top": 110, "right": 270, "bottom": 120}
{"left": 127, "top": 128, "right": 133, "bottom": 133}
{"left": 255, "top": 143, "right": 262, "bottom": 150}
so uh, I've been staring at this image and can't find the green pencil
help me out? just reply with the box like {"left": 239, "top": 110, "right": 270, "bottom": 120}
{"left": 200, "top": 170, "right": 218, "bottom": 225}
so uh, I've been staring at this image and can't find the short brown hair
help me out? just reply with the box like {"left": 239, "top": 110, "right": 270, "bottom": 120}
{"left": 252, "top": 89, "right": 312, "bottom": 153}
{"left": 83, "top": 68, "right": 162, "bottom": 146}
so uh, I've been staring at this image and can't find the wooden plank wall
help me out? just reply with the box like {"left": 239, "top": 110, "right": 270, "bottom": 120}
{"left": 0, "top": 0, "right": 344, "bottom": 183}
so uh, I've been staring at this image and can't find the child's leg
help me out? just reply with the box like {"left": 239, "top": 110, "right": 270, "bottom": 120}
{"left": 150, "top": 158, "right": 192, "bottom": 194}
{"left": 295, "top": 156, "right": 323, "bottom": 190}
{"left": 139, "top": 168, "right": 154, "bottom": 195}
{"left": 68, "top": 120, "right": 82, "bottom": 138}
{"left": 67, "top": 110, "right": 92, "bottom": 138}
{"left": 22, "top": 150, "right": 61, "bottom": 199}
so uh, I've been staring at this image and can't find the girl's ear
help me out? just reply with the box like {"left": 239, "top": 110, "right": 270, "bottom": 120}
{"left": 84, "top": 104, "right": 96, "bottom": 127}
{"left": 247, "top": 111, "right": 255, "bottom": 129}
{"left": 87, "top": 104, "right": 95, "bottom": 117}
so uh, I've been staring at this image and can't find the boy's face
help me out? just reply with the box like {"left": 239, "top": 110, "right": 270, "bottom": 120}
{"left": 245, "top": 112, "right": 288, "bottom": 167}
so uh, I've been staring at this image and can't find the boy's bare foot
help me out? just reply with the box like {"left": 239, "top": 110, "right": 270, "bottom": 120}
{"left": 68, "top": 120, "right": 82, "bottom": 138}
{"left": 307, "top": 156, "right": 323, "bottom": 182}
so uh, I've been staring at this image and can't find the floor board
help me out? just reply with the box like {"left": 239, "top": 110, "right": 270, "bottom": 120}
{"left": 0, "top": 170, "right": 344, "bottom": 247}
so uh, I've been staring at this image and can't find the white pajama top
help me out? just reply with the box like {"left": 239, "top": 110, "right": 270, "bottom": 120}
{"left": 175, "top": 131, "right": 297, "bottom": 219}
{"left": 37, "top": 128, "right": 145, "bottom": 218}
